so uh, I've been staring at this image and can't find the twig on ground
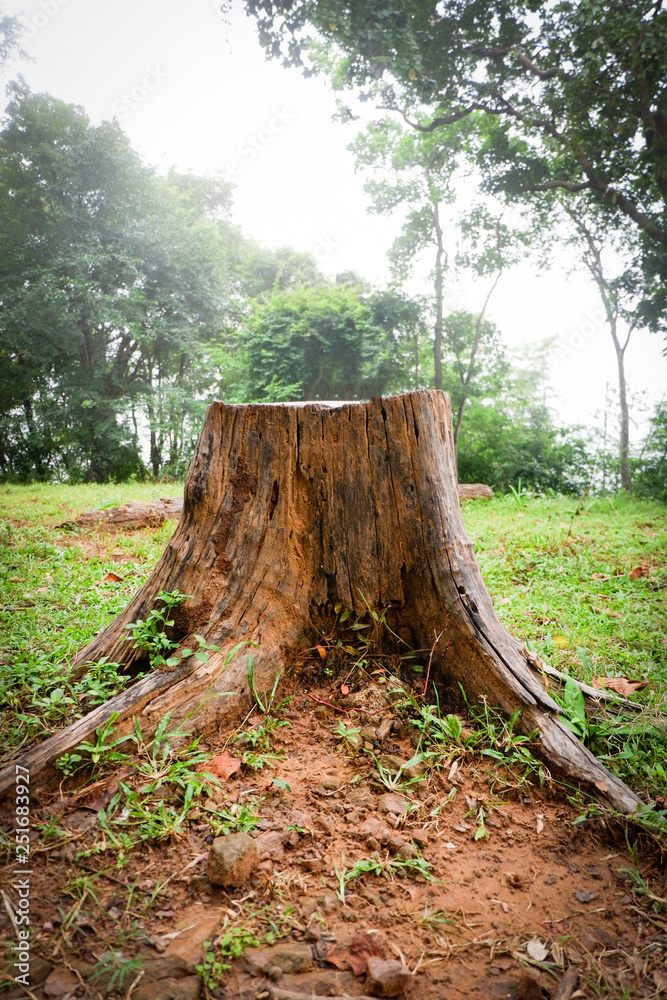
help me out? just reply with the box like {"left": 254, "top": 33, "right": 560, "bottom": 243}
{"left": 423, "top": 631, "right": 443, "bottom": 698}
{"left": 552, "top": 967, "right": 578, "bottom": 1000}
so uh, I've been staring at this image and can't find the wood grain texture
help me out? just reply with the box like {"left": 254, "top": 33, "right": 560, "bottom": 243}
{"left": 2, "top": 391, "right": 641, "bottom": 812}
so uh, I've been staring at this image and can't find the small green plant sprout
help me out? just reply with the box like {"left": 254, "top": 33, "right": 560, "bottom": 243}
{"left": 197, "top": 907, "right": 292, "bottom": 991}
{"left": 411, "top": 702, "right": 463, "bottom": 750}
{"left": 334, "top": 720, "right": 362, "bottom": 753}
{"left": 124, "top": 590, "right": 190, "bottom": 667}
{"left": 247, "top": 655, "right": 284, "bottom": 715}
{"left": 334, "top": 853, "right": 436, "bottom": 903}
{"left": 57, "top": 712, "right": 133, "bottom": 777}
{"left": 618, "top": 866, "right": 666, "bottom": 913}
{"left": 370, "top": 751, "right": 427, "bottom": 793}
{"left": 474, "top": 807, "right": 489, "bottom": 841}
{"left": 557, "top": 676, "right": 588, "bottom": 740}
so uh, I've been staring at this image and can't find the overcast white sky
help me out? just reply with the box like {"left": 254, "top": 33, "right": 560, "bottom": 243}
{"left": 1, "top": 0, "right": 665, "bottom": 440}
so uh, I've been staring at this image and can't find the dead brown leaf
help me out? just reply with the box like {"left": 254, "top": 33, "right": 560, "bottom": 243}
{"left": 347, "top": 930, "right": 386, "bottom": 976}
{"left": 104, "top": 571, "right": 124, "bottom": 583}
{"left": 199, "top": 751, "right": 241, "bottom": 781}
{"left": 629, "top": 563, "right": 649, "bottom": 580}
{"left": 653, "top": 969, "right": 667, "bottom": 993}
{"left": 592, "top": 676, "right": 649, "bottom": 697}
{"left": 316, "top": 645, "right": 327, "bottom": 660}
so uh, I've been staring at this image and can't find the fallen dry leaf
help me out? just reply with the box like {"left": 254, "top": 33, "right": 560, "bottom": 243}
{"left": 591, "top": 572, "right": 611, "bottom": 581}
{"left": 448, "top": 759, "right": 459, "bottom": 781}
{"left": 103, "top": 571, "right": 124, "bottom": 583}
{"left": 346, "top": 930, "right": 386, "bottom": 976}
{"left": 340, "top": 684, "right": 350, "bottom": 696}
{"left": 199, "top": 751, "right": 241, "bottom": 781}
{"left": 316, "top": 645, "right": 327, "bottom": 660}
{"left": 654, "top": 968, "right": 667, "bottom": 992}
{"left": 536, "top": 813, "right": 544, "bottom": 835}
{"left": 629, "top": 563, "right": 649, "bottom": 580}
{"left": 526, "top": 937, "right": 549, "bottom": 962}
{"left": 592, "top": 675, "right": 649, "bottom": 697}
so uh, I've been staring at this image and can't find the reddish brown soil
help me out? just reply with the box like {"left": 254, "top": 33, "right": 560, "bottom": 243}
{"left": 2, "top": 680, "right": 666, "bottom": 1000}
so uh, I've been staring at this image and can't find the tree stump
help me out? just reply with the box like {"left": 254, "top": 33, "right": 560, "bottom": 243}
{"left": 0, "top": 391, "right": 640, "bottom": 811}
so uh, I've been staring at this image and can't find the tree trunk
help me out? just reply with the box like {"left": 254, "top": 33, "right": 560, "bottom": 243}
{"left": 0, "top": 391, "right": 640, "bottom": 812}
{"left": 432, "top": 203, "right": 445, "bottom": 391}
{"left": 612, "top": 324, "right": 632, "bottom": 492}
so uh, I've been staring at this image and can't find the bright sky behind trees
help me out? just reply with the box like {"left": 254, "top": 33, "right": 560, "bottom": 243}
{"left": 1, "top": 0, "right": 665, "bottom": 435}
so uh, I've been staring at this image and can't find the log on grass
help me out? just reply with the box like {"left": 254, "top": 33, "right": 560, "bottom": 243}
{"left": 63, "top": 497, "right": 184, "bottom": 530}
{"left": 0, "top": 391, "right": 641, "bottom": 812}
{"left": 67, "top": 482, "right": 492, "bottom": 529}
{"left": 457, "top": 483, "right": 494, "bottom": 501}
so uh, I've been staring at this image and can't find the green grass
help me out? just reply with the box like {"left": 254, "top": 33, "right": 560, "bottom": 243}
{"left": 1, "top": 484, "right": 666, "bottom": 804}
{"left": 462, "top": 492, "right": 667, "bottom": 693}
{"left": 0, "top": 483, "right": 181, "bottom": 756}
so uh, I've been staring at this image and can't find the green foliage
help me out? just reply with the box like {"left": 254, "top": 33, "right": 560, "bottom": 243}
{"left": 634, "top": 402, "right": 667, "bottom": 503}
{"left": 124, "top": 589, "right": 221, "bottom": 671}
{"left": 239, "top": 282, "right": 424, "bottom": 401}
{"left": 209, "top": 800, "right": 262, "bottom": 838}
{"left": 334, "top": 853, "right": 436, "bottom": 902}
{"left": 245, "top": 0, "right": 666, "bottom": 318}
{"left": 0, "top": 87, "right": 232, "bottom": 481}
{"left": 57, "top": 713, "right": 133, "bottom": 777}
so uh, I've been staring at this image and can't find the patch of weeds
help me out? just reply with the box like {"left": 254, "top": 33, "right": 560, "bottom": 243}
{"left": 333, "top": 853, "right": 437, "bottom": 903}
{"left": 89, "top": 952, "right": 145, "bottom": 993}
{"left": 618, "top": 864, "right": 666, "bottom": 913}
{"left": 197, "top": 908, "right": 293, "bottom": 991}
{"left": 124, "top": 589, "right": 220, "bottom": 670}
{"left": 368, "top": 751, "right": 428, "bottom": 793}
{"left": 555, "top": 678, "right": 667, "bottom": 802}
{"left": 463, "top": 693, "right": 548, "bottom": 791}
{"left": 57, "top": 712, "right": 133, "bottom": 777}
{"left": 234, "top": 658, "right": 291, "bottom": 770}
{"left": 208, "top": 799, "right": 261, "bottom": 837}
{"left": 419, "top": 908, "right": 461, "bottom": 932}
{"left": 58, "top": 712, "right": 220, "bottom": 864}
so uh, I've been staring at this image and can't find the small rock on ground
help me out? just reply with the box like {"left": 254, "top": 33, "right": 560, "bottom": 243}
{"left": 365, "top": 956, "right": 413, "bottom": 997}
{"left": 207, "top": 832, "right": 258, "bottom": 887}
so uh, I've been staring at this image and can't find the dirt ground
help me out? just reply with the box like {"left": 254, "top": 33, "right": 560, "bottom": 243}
{"left": 2, "top": 671, "right": 667, "bottom": 1000}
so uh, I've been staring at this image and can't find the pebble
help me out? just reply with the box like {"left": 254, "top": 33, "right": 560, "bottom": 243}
{"left": 378, "top": 793, "right": 409, "bottom": 816}
{"left": 365, "top": 956, "right": 413, "bottom": 997}
{"left": 207, "top": 832, "right": 258, "bottom": 887}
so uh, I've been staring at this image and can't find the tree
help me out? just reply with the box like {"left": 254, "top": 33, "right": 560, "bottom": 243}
{"left": 349, "top": 116, "right": 464, "bottom": 389}
{"left": 456, "top": 343, "right": 592, "bottom": 493}
{"left": 0, "top": 391, "right": 640, "bottom": 816}
{"left": 238, "top": 281, "right": 423, "bottom": 401}
{"left": 440, "top": 309, "right": 507, "bottom": 453}
{"left": 349, "top": 116, "right": 528, "bottom": 432}
{"left": 0, "top": 6, "right": 22, "bottom": 68}
{"left": 244, "top": 0, "right": 667, "bottom": 323}
{"left": 0, "top": 86, "right": 232, "bottom": 480}
{"left": 560, "top": 204, "right": 639, "bottom": 492}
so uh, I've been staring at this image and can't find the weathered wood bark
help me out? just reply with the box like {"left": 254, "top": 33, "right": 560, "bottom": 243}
{"left": 0, "top": 392, "right": 641, "bottom": 811}
{"left": 66, "top": 483, "right": 492, "bottom": 529}
{"left": 457, "top": 483, "right": 494, "bottom": 501}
